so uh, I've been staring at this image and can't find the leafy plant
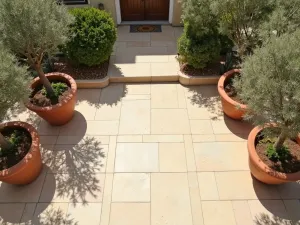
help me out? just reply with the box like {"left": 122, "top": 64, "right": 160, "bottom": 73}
{"left": 234, "top": 30, "right": 300, "bottom": 152}
{"left": 41, "top": 82, "right": 68, "bottom": 98}
{"left": 0, "top": 45, "right": 31, "bottom": 151}
{"left": 63, "top": 7, "right": 117, "bottom": 67}
{"left": 0, "top": 0, "right": 74, "bottom": 102}
{"left": 266, "top": 143, "right": 290, "bottom": 162}
{"left": 178, "top": 0, "right": 221, "bottom": 69}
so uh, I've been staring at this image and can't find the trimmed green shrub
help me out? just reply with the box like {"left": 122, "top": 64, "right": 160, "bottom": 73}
{"left": 64, "top": 8, "right": 117, "bottom": 67}
{"left": 234, "top": 30, "right": 300, "bottom": 152}
{"left": 178, "top": 0, "right": 221, "bottom": 69}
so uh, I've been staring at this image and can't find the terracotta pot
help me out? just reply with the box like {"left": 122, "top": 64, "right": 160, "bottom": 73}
{"left": 0, "top": 121, "right": 42, "bottom": 185}
{"left": 248, "top": 126, "right": 300, "bottom": 184}
{"left": 26, "top": 73, "right": 77, "bottom": 126}
{"left": 218, "top": 69, "right": 247, "bottom": 120}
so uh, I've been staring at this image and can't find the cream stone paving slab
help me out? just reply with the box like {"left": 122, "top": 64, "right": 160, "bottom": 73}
{"left": 151, "top": 83, "right": 178, "bottom": 108}
{"left": 232, "top": 201, "right": 253, "bottom": 225}
{"left": 215, "top": 134, "right": 247, "bottom": 142}
{"left": 190, "top": 120, "right": 214, "bottom": 135}
{"left": 159, "top": 143, "right": 187, "bottom": 172}
{"left": 56, "top": 135, "right": 110, "bottom": 145}
{"left": 188, "top": 172, "right": 204, "bottom": 225}
{"left": 125, "top": 84, "right": 151, "bottom": 95}
{"left": 151, "top": 62, "right": 180, "bottom": 76}
{"left": 151, "top": 28, "right": 176, "bottom": 42}
{"left": 117, "top": 135, "right": 143, "bottom": 143}
{"left": 0, "top": 203, "right": 25, "bottom": 224}
{"left": 174, "top": 27, "right": 184, "bottom": 40}
{"left": 75, "top": 89, "right": 101, "bottom": 120}
{"left": 32, "top": 203, "right": 69, "bottom": 225}
{"left": 100, "top": 173, "right": 114, "bottom": 225}
{"left": 109, "top": 63, "right": 152, "bottom": 78}
{"left": 94, "top": 103, "right": 122, "bottom": 121}
{"left": 277, "top": 182, "right": 300, "bottom": 199}
{"left": 122, "top": 95, "right": 150, "bottom": 100}
{"left": 176, "top": 84, "right": 187, "bottom": 108}
{"left": 112, "top": 173, "right": 150, "bottom": 202}
{"left": 0, "top": 168, "right": 47, "bottom": 203}
{"left": 143, "top": 135, "right": 184, "bottom": 143}
{"left": 39, "top": 136, "right": 58, "bottom": 145}
{"left": 184, "top": 135, "right": 197, "bottom": 171}
{"left": 197, "top": 172, "right": 219, "bottom": 200}
{"left": 59, "top": 120, "right": 119, "bottom": 136}
{"left": 192, "top": 135, "right": 216, "bottom": 142}
{"left": 37, "top": 121, "right": 60, "bottom": 135}
{"left": 151, "top": 109, "right": 191, "bottom": 134}
{"left": 119, "top": 100, "right": 150, "bottom": 135}
{"left": 114, "top": 143, "right": 158, "bottom": 172}
{"left": 215, "top": 171, "right": 280, "bottom": 200}
{"left": 211, "top": 117, "right": 253, "bottom": 135}
{"left": 283, "top": 200, "right": 300, "bottom": 222}
{"left": 67, "top": 203, "right": 102, "bottom": 225}
{"left": 193, "top": 142, "right": 249, "bottom": 171}
{"left": 20, "top": 203, "right": 36, "bottom": 224}
{"left": 151, "top": 41, "right": 177, "bottom": 47}
{"left": 106, "top": 136, "right": 117, "bottom": 173}
{"left": 39, "top": 173, "right": 105, "bottom": 203}
{"left": 117, "top": 32, "right": 150, "bottom": 42}
{"left": 201, "top": 201, "right": 236, "bottom": 225}
{"left": 127, "top": 41, "right": 151, "bottom": 47}
{"left": 248, "top": 200, "right": 289, "bottom": 224}
{"left": 109, "top": 203, "right": 150, "bottom": 225}
{"left": 151, "top": 173, "right": 193, "bottom": 225}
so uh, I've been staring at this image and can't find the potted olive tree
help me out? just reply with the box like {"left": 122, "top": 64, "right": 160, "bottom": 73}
{"left": 0, "top": 0, "right": 76, "bottom": 126}
{"left": 234, "top": 31, "right": 300, "bottom": 184}
{"left": 0, "top": 46, "right": 42, "bottom": 185}
{"left": 212, "top": 0, "right": 273, "bottom": 120}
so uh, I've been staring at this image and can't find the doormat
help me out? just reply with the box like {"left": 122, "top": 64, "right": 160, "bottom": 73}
{"left": 130, "top": 25, "right": 162, "bottom": 33}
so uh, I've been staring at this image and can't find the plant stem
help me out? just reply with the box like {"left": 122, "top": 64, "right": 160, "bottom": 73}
{"left": 35, "top": 65, "right": 55, "bottom": 98}
{"left": 273, "top": 131, "right": 287, "bottom": 151}
{"left": 0, "top": 132, "right": 12, "bottom": 150}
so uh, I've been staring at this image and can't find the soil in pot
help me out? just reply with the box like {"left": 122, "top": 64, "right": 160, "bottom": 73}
{"left": 30, "top": 80, "right": 72, "bottom": 107}
{"left": 54, "top": 57, "right": 109, "bottom": 80}
{"left": 0, "top": 127, "right": 31, "bottom": 171}
{"left": 255, "top": 131, "right": 300, "bottom": 173}
{"left": 224, "top": 72, "right": 244, "bottom": 104}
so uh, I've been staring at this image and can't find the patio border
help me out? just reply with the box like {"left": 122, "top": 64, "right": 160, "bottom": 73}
{"left": 75, "top": 71, "right": 220, "bottom": 89}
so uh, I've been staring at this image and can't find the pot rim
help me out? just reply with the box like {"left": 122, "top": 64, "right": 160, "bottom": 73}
{"left": 217, "top": 69, "right": 247, "bottom": 110}
{"left": 248, "top": 125, "right": 300, "bottom": 182}
{"left": 25, "top": 72, "right": 77, "bottom": 112}
{"left": 0, "top": 121, "right": 40, "bottom": 178}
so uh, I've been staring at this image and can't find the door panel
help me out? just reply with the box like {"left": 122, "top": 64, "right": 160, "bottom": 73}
{"left": 120, "top": 0, "right": 145, "bottom": 21}
{"left": 145, "top": 0, "right": 169, "bottom": 20}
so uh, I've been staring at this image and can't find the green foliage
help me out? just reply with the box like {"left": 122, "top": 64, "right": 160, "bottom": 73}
{"left": 234, "top": 30, "right": 300, "bottom": 146}
{"left": 0, "top": 45, "right": 31, "bottom": 122}
{"left": 64, "top": 7, "right": 117, "bottom": 67}
{"left": 259, "top": 0, "right": 300, "bottom": 40}
{"left": 211, "top": 0, "right": 273, "bottom": 57}
{"left": 178, "top": 0, "right": 221, "bottom": 69}
{"left": 41, "top": 82, "right": 68, "bottom": 98}
{"left": 266, "top": 144, "right": 290, "bottom": 162}
{"left": 219, "top": 34, "right": 234, "bottom": 55}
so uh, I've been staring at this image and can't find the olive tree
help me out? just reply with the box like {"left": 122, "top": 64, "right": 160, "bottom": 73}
{"left": 211, "top": 0, "right": 273, "bottom": 57}
{"left": 0, "top": 46, "right": 31, "bottom": 150}
{"left": 0, "top": 0, "right": 73, "bottom": 100}
{"left": 234, "top": 31, "right": 300, "bottom": 151}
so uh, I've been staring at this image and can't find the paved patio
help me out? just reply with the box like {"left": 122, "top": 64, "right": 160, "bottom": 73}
{"left": 1, "top": 83, "right": 300, "bottom": 225}
{"left": 109, "top": 26, "right": 183, "bottom": 81}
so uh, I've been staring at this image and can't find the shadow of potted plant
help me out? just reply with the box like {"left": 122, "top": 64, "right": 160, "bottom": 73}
{"left": 0, "top": 45, "right": 42, "bottom": 185}
{"left": 234, "top": 31, "right": 300, "bottom": 184}
{"left": 0, "top": 0, "right": 76, "bottom": 126}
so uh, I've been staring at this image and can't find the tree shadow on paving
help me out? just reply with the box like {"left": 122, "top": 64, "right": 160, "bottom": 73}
{"left": 76, "top": 83, "right": 128, "bottom": 109}
{"left": 224, "top": 115, "right": 254, "bottom": 139}
{"left": 43, "top": 136, "right": 106, "bottom": 205}
{"left": 254, "top": 213, "right": 300, "bottom": 225}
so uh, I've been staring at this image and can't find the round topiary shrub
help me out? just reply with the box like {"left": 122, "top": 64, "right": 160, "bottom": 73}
{"left": 64, "top": 7, "right": 117, "bottom": 67}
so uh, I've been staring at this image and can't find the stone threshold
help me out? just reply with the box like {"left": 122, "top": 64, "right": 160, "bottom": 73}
{"left": 76, "top": 71, "right": 220, "bottom": 89}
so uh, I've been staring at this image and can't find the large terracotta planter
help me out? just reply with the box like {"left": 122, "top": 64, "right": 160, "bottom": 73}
{"left": 0, "top": 121, "right": 42, "bottom": 185}
{"left": 26, "top": 72, "right": 77, "bottom": 126}
{"left": 248, "top": 126, "right": 300, "bottom": 184}
{"left": 218, "top": 69, "right": 247, "bottom": 120}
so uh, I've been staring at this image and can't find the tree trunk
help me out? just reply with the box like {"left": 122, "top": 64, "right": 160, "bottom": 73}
{"left": 35, "top": 65, "right": 55, "bottom": 98}
{"left": 0, "top": 132, "right": 12, "bottom": 151}
{"left": 273, "top": 131, "right": 287, "bottom": 151}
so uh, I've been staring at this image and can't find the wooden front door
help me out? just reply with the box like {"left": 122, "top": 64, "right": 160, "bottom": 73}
{"left": 120, "top": 0, "right": 170, "bottom": 21}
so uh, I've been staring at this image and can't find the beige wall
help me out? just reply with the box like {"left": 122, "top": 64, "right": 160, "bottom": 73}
{"left": 68, "top": 0, "right": 182, "bottom": 26}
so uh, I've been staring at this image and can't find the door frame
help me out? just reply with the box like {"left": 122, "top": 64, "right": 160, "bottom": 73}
{"left": 115, "top": 0, "right": 174, "bottom": 24}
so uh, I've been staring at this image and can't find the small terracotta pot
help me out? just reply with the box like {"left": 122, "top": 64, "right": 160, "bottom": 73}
{"left": 26, "top": 73, "right": 77, "bottom": 126}
{"left": 218, "top": 69, "right": 247, "bottom": 120}
{"left": 248, "top": 126, "right": 300, "bottom": 184}
{"left": 0, "top": 121, "right": 42, "bottom": 185}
